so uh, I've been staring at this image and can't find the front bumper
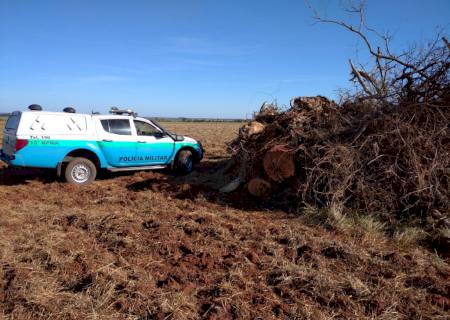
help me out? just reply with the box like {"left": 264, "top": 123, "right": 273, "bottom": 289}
{"left": 197, "top": 142, "right": 204, "bottom": 161}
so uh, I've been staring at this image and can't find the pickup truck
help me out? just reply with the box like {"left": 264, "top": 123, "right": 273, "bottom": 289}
{"left": 0, "top": 105, "right": 203, "bottom": 184}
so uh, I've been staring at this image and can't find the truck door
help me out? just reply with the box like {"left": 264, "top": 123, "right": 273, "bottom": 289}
{"left": 133, "top": 119, "right": 175, "bottom": 165}
{"left": 96, "top": 118, "right": 139, "bottom": 167}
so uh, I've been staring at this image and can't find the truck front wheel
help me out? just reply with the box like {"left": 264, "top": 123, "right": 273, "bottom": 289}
{"left": 64, "top": 157, "right": 97, "bottom": 184}
{"left": 175, "top": 150, "right": 194, "bottom": 174}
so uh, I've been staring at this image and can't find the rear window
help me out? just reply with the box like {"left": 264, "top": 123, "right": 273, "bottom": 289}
{"left": 5, "top": 115, "right": 20, "bottom": 130}
{"left": 101, "top": 119, "right": 131, "bottom": 135}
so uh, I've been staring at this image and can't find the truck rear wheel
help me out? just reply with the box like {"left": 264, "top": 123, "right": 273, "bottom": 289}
{"left": 64, "top": 157, "right": 97, "bottom": 184}
{"left": 175, "top": 150, "right": 194, "bottom": 174}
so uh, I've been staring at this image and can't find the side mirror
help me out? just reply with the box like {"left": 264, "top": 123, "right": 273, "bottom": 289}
{"left": 153, "top": 131, "right": 164, "bottom": 139}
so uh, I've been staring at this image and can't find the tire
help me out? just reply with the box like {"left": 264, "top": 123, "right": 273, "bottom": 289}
{"left": 64, "top": 157, "right": 97, "bottom": 184}
{"left": 175, "top": 150, "right": 194, "bottom": 174}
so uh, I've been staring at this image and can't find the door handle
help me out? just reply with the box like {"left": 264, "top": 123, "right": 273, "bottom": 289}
{"left": 102, "top": 139, "right": 112, "bottom": 142}
{"left": 138, "top": 141, "right": 146, "bottom": 143}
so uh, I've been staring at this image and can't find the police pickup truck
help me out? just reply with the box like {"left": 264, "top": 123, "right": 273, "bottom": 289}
{"left": 0, "top": 105, "right": 203, "bottom": 184}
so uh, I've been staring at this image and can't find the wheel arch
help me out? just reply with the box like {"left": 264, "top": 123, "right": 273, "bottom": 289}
{"left": 57, "top": 148, "right": 102, "bottom": 177}
{"left": 175, "top": 146, "right": 200, "bottom": 163}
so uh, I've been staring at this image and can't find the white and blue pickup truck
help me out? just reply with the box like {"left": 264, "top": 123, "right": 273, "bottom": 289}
{"left": 0, "top": 105, "right": 203, "bottom": 184}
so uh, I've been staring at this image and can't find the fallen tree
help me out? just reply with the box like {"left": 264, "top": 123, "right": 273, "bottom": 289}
{"left": 229, "top": 95, "right": 449, "bottom": 220}
{"left": 226, "top": 32, "right": 449, "bottom": 248}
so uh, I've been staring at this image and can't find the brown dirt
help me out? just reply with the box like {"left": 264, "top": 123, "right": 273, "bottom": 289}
{"left": 0, "top": 120, "right": 449, "bottom": 319}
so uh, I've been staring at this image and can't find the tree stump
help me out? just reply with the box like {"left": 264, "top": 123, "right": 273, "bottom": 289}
{"left": 263, "top": 145, "right": 296, "bottom": 182}
{"left": 248, "top": 178, "right": 271, "bottom": 197}
{"left": 239, "top": 121, "right": 265, "bottom": 139}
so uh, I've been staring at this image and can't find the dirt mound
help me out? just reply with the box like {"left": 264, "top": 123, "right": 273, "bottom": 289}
{"left": 229, "top": 96, "right": 450, "bottom": 226}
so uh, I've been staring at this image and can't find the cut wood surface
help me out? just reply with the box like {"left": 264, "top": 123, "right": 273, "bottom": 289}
{"left": 247, "top": 177, "right": 271, "bottom": 197}
{"left": 263, "top": 145, "right": 296, "bottom": 182}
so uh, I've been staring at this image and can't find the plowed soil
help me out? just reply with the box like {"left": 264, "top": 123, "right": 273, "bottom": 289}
{"left": 0, "top": 120, "right": 449, "bottom": 319}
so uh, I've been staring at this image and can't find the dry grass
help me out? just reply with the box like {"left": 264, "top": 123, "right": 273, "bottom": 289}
{"left": 161, "top": 121, "right": 242, "bottom": 159}
{"left": 0, "top": 119, "right": 5, "bottom": 140}
{"left": 0, "top": 120, "right": 449, "bottom": 319}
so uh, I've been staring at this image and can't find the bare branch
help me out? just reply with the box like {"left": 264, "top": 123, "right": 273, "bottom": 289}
{"left": 306, "top": 0, "right": 449, "bottom": 105}
{"left": 308, "top": 1, "right": 432, "bottom": 80}
{"left": 349, "top": 59, "right": 372, "bottom": 96}
{"left": 443, "top": 37, "right": 450, "bottom": 50}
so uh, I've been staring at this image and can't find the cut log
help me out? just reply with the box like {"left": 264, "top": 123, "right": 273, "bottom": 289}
{"left": 290, "top": 96, "right": 333, "bottom": 110}
{"left": 263, "top": 145, "right": 296, "bottom": 182}
{"left": 248, "top": 178, "right": 271, "bottom": 197}
{"left": 239, "top": 121, "right": 265, "bottom": 139}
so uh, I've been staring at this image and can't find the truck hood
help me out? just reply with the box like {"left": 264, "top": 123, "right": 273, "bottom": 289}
{"left": 182, "top": 136, "right": 198, "bottom": 144}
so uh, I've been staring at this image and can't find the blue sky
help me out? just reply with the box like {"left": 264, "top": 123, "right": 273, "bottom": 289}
{"left": 0, "top": 0, "right": 448, "bottom": 118}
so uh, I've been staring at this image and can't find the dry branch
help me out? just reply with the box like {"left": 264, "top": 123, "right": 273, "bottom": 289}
{"left": 306, "top": 0, "right": 449, "bottom": 105}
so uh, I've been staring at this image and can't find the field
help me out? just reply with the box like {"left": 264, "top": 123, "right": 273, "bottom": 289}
{"left": 0, "top": 119, "right": 449, "bottom": 319}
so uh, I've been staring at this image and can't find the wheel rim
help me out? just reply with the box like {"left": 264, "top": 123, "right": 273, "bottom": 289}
{"left": 183, "top": 156, "right": 193, "bottom": 171}
{"left": 71, "top": 164, "right": 90, "bottom": 183}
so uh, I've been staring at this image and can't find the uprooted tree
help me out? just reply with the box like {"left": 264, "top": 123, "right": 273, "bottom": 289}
{"left": 307, "top": 0, "right": 450, "bottom": 106}
{"left": 227, "top": 1, "right": 449, "bottom": 242}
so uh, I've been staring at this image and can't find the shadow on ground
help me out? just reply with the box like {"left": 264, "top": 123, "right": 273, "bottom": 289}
{"left": 0, "top": 157, "right": 270, "bottom": 212}
{"left": 0, "top": 167, "right": 57, "bottom": 185}
{"left": 126, "top": 157, "right": 271, "bottom": 212}
{"left": 0, "top": 165, "right": 153, "bottom": 186}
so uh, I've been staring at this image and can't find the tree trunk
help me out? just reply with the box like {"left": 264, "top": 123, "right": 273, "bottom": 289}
{"left": 263, "top": 145, "right": 296, "bottom": 182}
{"left": 248, "top": 178, "right": 271, "bottom": 197}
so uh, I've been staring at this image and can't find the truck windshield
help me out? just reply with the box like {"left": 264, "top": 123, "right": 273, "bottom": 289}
{"left": 148, "top": 119, "right": 184, "bottom": 141}
{"left": 149, "top": 119, "right": 169, "bottom": 133}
